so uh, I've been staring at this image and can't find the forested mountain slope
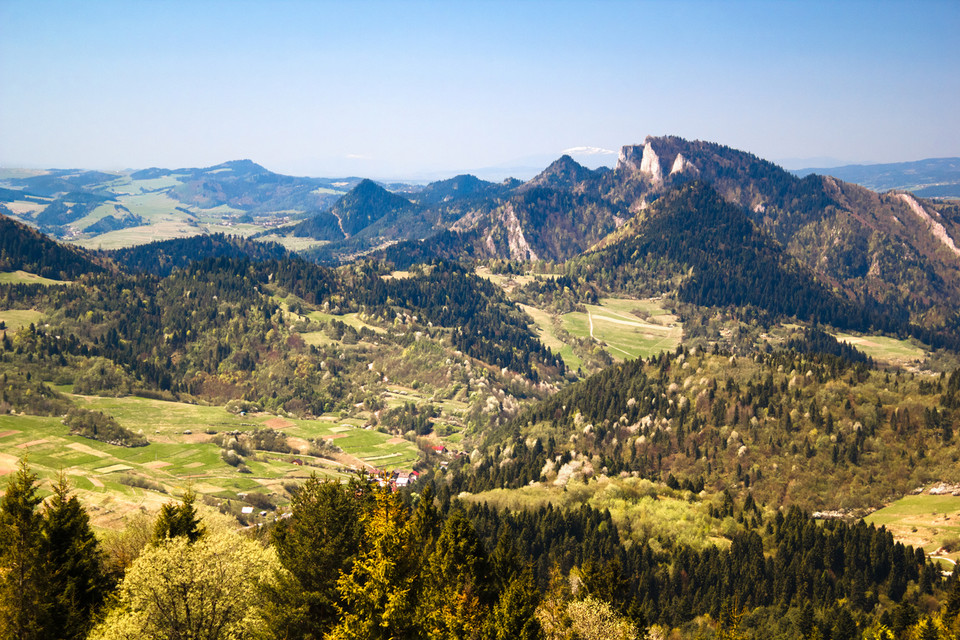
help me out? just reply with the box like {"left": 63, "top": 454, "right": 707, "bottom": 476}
{"left": 0, "top": 214, "right": 106, "bottom": 279}
{"left": 606, "top": 136, "right": 960, "bottom": 329}
{"left": 464, "top": 343, "right": 960, "bottom": 512}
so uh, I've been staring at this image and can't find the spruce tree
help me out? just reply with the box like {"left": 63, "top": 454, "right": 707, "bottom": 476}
{"left": 42, "top": 473, "right": 109, "bottom": 640}
{"left": 0, "top": 458, "right": 47, "bottom": 640}
{"left": 152, "top": 488, "right": 204, "bottom": 544}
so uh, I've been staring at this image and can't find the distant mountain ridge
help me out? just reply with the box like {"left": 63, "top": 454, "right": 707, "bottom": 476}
{"left": 3, "top": 140, "right": 960, "bottom": 343}
{"left": 793, "top": 157, "right": 960, "bottom": 198}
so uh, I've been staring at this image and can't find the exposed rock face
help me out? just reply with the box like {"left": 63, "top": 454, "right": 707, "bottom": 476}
{"left": 897, "top": 192, "right": 960, "bottom": 257}
{"left": 493, "top": 202, "right": 538, "bottom": 261}
{"left": 670, "top": 153, "right": 699, "bottom": 177}
{"left": 616, "top": 145, "right": 645, "bottom": 173}
{"left": 640, "top": 143, "right": 664, "bottom": 186}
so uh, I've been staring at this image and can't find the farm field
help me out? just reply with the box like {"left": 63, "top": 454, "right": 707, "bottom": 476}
{"left": 561, "top": 297, "right": 682, "bottom": 361}
{"left": 74, "top": 221, "right": 205, "bottom": 250}
{"left": 833, "top": 332, "right": 929, "bottom": 369}
{"left": 865, "top": 493, "right": 960, "bottom": 566}
{"left": 0, "top": 392, "right": 420, "bottom": 529}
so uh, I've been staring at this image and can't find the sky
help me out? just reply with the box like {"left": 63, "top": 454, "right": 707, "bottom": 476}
{"left": 1, "top": 0, "right": 958, "bottom": 180}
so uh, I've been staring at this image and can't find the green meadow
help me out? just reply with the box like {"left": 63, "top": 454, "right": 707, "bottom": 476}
{"left": 0, "top": 392, "right": 419, "bottom": 529}
{"left": 865, "top": 493, "right": 960, "bottom": 565}
{"left": 561, "top": 297, "right": 682, "bottom": 361}
{"left": 0, "top": 308, "right": 46, "bottom": 331}
{"left": 833, "top": 332, "right": 929, "bottom": 368}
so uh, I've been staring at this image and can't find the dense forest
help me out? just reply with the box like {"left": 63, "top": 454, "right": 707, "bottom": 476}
{"left": 4, "top": 461, "right": 960, "bottom": 640}
{"left": 461, "top": 343, "right": 960, "bottom": 511}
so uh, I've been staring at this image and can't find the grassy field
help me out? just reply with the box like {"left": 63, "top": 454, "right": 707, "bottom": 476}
{"left": 833, "top": 332, "right": 929, "bottom": 369}
{"left": 0, "top": 308, "right": 45, "bottom": 332}
{"left": 561, "top": 297, "right": 682, "bottom": 361}
{"left": 0, "top": 392, "right": 419, "bottom": 529}
{"left": 75, "top": 222, "right": 205, "bottom": 250}
{"left": 865, "top": 493, "right": 960, "bottom": 565}
{"left": 255, "top": 234, "right": 330, "bottom": 252}
{"left": 306, "top": 310, "right": 386, "bottom": 334}
{"left": 0, "top": 271, "right": 66, "bottom": 286}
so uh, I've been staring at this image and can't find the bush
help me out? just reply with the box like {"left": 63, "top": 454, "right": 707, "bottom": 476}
{"left": 73, "top": 357, "right": 134, "bottom": 396}
{"left": 64, "top": 407, "right": 147, "bottom": 447}
{"left": 118, "top": 474, "right": 166, "bottom": 493}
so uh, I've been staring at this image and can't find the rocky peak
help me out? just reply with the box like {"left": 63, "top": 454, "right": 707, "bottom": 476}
{"left": 670, "top": 153, "right": 699, "bottom": 177}
{"left": 616, "top": 145, "right": 645, "bottom": 173}
{"left": 640, "top": 143, "right": 664, "bottom": 186}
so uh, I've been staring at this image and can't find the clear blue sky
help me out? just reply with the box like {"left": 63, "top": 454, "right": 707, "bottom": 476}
{"left": 1, "top": 0, "right": 958, "bottom": 179}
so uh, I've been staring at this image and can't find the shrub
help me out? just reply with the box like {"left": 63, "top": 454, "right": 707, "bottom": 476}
{"left": 118, "top": 474, "right": 166, "bottom": 493}
{"left": 64, "top": 407, "right": 148, "bottom": 447}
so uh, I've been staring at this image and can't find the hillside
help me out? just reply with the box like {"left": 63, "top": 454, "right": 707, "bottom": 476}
{"left": 465, "top": 344, "right": 960, "bottom": 512}
{"left": 567, "top": 183, "right": 899, "bottom": 333}
{"left": 605, "top": 137, "right": 960, "bottom": 330}
{"left": 3, "top": 180, "right": 960, "bottom": 640}
{"left": 0, "top": 213, "right": 106, "bottom": 279}
{"left": 0, "top": 161, "right": 356, "bottom": 247}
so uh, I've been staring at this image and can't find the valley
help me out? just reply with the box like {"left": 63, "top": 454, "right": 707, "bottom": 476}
{"left": 2, "top": 137, "right": 960, "bottom": 639}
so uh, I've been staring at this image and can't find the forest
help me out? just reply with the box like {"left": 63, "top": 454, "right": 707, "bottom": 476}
{"left": 3, "top": 135, "right": 960, "bottom": 639}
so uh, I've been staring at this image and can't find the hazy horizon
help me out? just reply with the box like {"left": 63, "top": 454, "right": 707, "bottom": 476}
{"left": 2, "top": 0, "right": 958, "bottom": 180}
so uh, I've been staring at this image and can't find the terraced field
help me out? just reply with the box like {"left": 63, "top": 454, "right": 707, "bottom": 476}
{"left": 0, "top": 393, "right": 419, "bottom": 529}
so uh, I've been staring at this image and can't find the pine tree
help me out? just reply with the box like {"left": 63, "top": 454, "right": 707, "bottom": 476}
{"left": 42, "top": 473, "right": 109, "bottom": 640}
{"left": 327, "top": 490, "right": 423, "bottom": 640}
{"left": 491, "top": 567, "right": 543, "bottom": 640}
{"left": 152, "top": 487, "right": 204, "bottom": 544}
{"left": 0, "top": 458, "right": 47, "bottom": 640}
{"left": 267, "top": 473, "right": 369, "bottom": 638}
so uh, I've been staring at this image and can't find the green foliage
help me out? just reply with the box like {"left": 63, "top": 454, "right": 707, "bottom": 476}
{"left": 267, "top": 474, "right": 370, "bottom": 638}
{"left": 89, "top": 530, "right": 281, "bottom": 640}
{"left": 42, "top": 473, "right": 109, "bottom": 640}
{"left": 0, "top": 369, "right": 72, "bottom": 416}
{"left": 382, "top": 401, "right": 438, "bottom": 436}
{"left": 152, "top": 489, "right": 204, "bottom": 544}
{"left": 0, "top": 459, "right": 47, "bottom": 639}
{"left": 470, "top": 347, "right": 960, "bottom": 512}
{"left": 73, "top": 357, "right": 134, "bottom": 396}
{"left": 0, "top": 462, "right": 108, "bottom": 640}
{"left": 64, "top": 406, "right": 147, "bottom": 447}
{"left": 0, "top": 213, "right": 103, "bottom": 279}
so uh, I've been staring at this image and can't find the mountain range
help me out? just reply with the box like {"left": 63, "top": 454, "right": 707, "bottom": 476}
{"left": 3, "top": 136, "right": 960, "bottom": 342}
{"left": 5, "top": 138, "right": 960, "bottom": 639}
{"left": 794, "top": 157, "right": 960, "bottom": 198}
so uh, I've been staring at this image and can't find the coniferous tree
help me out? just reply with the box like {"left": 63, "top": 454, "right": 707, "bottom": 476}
{"left": 152, "top": 488, "right": 204, "bottom": 544}
{"left": 42, "top": 473, "right": 109, "bottom": 640}
{"left": 268, "top": 473, "right": 369, "bottom": 639}
{"left": 0, "top": 459, "right": 47, "bottom": 640}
